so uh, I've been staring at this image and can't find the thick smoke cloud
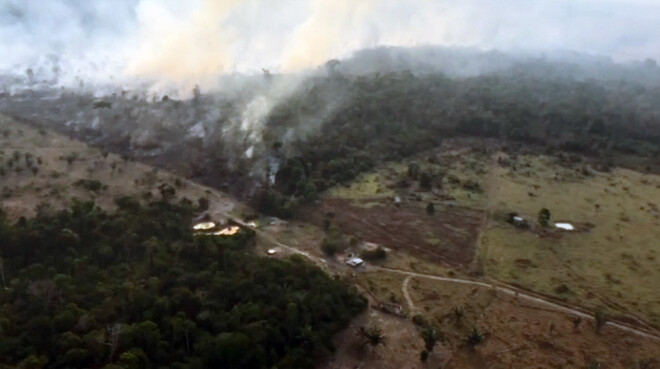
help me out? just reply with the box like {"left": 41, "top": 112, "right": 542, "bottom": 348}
{"left": 1, "top": 0, "right": 659, "bottom": 92}
{"left": 1, "top": 0, "right": 659, "bottom": 192}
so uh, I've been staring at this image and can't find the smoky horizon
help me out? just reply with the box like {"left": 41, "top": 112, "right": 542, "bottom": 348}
{"left": 1, "top": 0, "right": 659, "bottom": 94}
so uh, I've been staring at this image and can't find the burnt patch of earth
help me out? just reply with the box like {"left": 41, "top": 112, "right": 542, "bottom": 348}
{"left": 301, "top": 198, "right": 484, "bottom": 266}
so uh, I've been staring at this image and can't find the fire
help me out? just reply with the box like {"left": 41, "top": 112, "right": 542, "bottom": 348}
{"left": 214, "top": 226, "right": 240, "bottom": 236}
{"left": 193, "top": 221, "right": 216, "bottom": 230}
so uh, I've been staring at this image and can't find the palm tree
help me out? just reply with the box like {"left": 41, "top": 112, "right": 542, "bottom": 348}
{"left": 538, "top": 208, "right": 551, "bottom": 227}
{"left": 357, "top": 325, "right": 386, "bottom": 349}
{"left": 594, "top": 310, "right": 607, "bottom": 333}
{"left": 466, "top": 326, "right": 485, "bottom": 350}
{"left": 452, "top": 305, "right": 465, "bottom": 324}
{"left": 420, "top": 326, "right": 441, "bottom": 352}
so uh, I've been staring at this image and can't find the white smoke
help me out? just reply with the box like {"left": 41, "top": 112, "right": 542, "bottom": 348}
{"left": 1, "top": 0, "right": 659, "bottom": 93}
{"left": 1, "top": 0, "right": 659, "bottom": 164}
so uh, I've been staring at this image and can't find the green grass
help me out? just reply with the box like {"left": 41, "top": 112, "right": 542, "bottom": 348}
{"left": 482, "top": 153, "right": 660, "bottom": 325}
{"left": 324, "top": 172, "right": 395, "bottom": 199}
{"left": 322, "top": 147, "right": 489, "bottom": 210}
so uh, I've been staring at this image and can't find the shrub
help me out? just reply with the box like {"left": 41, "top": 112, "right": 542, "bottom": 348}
{"left": 412, "top": 314, "right": 430, "bottom": 328}
{"left": 321, "top": 229, "right": 345, "bottom": 256}
{"left": 538, "top": 208, "right": 551, "bottom": 227}
{"left": 361, "top": 247, "right": 387, "bottom": 261}
{"left": 466, "top": 326, "right": 485, "bottom": 349}
{"left": 357, "top": 325, "right": 386, "bottom": 348}
{"left": 452, "top": 305, "right": 464, "bottom": 323}
{"left": 463, "top": 180, "right": 482, "bottom": 192}
{"left": 62, "top": 152, "right": 79, "bottom": 166}
{"left": 420, "top": 326, "right": 442, "bottom": 352}
{"left": 419, "top": 172, "right": 433, "bottom": 190}
{"left": 74, "top": 179, "right": 104, "bottom": 192}
{"left": 197, "top": 197, "right": 210, "bottom": 211}
{"left": 594, "top": 310, "right": 607, "bottom": 333}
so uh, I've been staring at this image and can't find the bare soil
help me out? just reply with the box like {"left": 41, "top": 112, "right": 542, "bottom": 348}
{"left": 318, "top": 308, "right": 452, "bottom": 369}
{"left": 301, "top": 198, "right": 484, "bottom": 266}
{"left": 332, "top": 273, "right": 660, "bottom": 369}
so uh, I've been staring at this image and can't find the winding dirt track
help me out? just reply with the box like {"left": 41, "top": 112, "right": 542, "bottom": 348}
{"left": 376, "top": 265, "right": 660, "bottom": 342}
{"left": 247, "top": 224, "right": 660, "bottom": 342}
{"left": 401, "top": 276, "right": 416, "bottom": 312}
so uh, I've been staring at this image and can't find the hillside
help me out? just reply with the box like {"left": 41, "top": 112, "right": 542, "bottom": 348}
{"left": 0, "top": 114, "right": 238, "bottom": 221}
{"left": 0, "top": 117, "right": 368, "bottom": 368}
{"left": 3, "top": 113, "right": 660, "bottom": 368}
{"left": 3, "top": 85, "right": 660, "bottom": 369}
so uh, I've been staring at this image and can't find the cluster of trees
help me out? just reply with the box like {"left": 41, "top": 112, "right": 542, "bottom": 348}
{"left": 6, "top": 56, "right": 660, "bottom": 217}
{"left": 0, "top": 150, "right": 43, "bottom": 177}
{"left": 260, "top": 69, "right": 660, "bottom": 215}
{"left": 0, "top": 197, "right": 366, "bottom": 368}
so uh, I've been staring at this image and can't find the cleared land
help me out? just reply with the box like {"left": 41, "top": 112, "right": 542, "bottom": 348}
{"left": 304, "top": 142, "right": 491, "bottom": 268}
{"left": 0, "top": 115, "right": 239, "bottom": 220}
{"left": 482, "top": 153, "right": 660, "bottom": 326}
{"left": 405, "top": 276, "right": 660, "bottom": 369}
{"left": 314, "top": 142, "right": 660, "bottom": 368}
{"left": 303, "top": 198, "right": 483, "bottom": 266}
{"left": 5, "top": 118, "right": 659, "bottom": 368}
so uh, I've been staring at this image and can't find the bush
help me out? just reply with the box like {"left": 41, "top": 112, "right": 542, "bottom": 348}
{"left": 420, "top": 326, "right": 441, "bottom": 352}
{"left": 419, "top": 172, "right": 433, "bottom": 190}
{"left": 594, "top": 310, "right": 607, "bottom": 333}
{"left": 255, "top": 189, "right": 297, "bottom": 219}
{"left": 361, "top": 247, "right": 387, "bottom": 261}
{"left": 466, "top": 326, "right": 485, "bottom": 349}
{"left": 321, "top": 229, "right": 345, "bottom": 256}
{"left": 426, "top": 203, "right": 435, "bottom": 215}
{"left": 197, "top": 197, "right": 210, "bottom": 211}
{"left": 463, "top": 180, "right": 482, "bottom": 193}
{"left": 412, "top": 314, "right": 430, "bottom": 328}
{"left": 538, "top": 208, "right": 551, "bottom": 227}
{"left": 74, "top": 179, "right": 104, "bottom": 192}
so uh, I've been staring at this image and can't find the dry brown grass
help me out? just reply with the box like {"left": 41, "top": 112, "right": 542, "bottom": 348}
{"left": 0, "top": 115, "right": 238, "bottom": 220}
{"left": 405, "top": 277, "right": 660, "bottom": 369}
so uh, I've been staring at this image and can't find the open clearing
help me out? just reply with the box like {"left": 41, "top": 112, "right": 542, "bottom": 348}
{"left": 342, "top": 270, "right": 660, "bottom": 369}
{"left": 314, "top": 142, "right": 660, "bottom": 367}
{"left": 301, "top": 197, "right": 483, "bottom": 266}
{"left": 482, "top": 153, "right": 660, "bottom": 326}
{"left": 5, "top": 117, "right": 660, "bottom": 368}
{"left": 405, "top": 276, "right": 660, "bottom": 368}
{"left": 0, "top": 115, "right": 239, "bottom": 220}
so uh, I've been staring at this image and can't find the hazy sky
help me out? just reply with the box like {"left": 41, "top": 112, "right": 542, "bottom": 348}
{"left": 1, "top": 0, "right": 659, "bottom": 87}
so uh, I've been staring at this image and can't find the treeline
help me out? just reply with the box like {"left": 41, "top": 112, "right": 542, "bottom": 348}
{"left": 5, "top": 61, "right": 660, "bottom": 217}
{"left": 0, "top": 197, "right": 366, "bottom": 368}
{"left": 260, "top": 69, "right": 660, "bottom": 216}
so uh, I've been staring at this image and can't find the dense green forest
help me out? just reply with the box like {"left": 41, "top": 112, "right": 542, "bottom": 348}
{"left": 0, "top": 197, "right": 366, "bottom": 368}
{"left": 259, "top": 69, "right": 660, "bottom": 216}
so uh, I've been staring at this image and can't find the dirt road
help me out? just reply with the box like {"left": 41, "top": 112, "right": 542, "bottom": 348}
{"left": 402, "top": 275, "right": 416, "bottom": 313}
{"left": 373, "top": 265, "right": 660, "bottom": 342}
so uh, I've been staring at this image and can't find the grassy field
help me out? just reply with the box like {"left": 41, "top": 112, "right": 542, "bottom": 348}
{"left": 482, "top": 153, "right": 660, "bottom": 325}
{"left": 318, "top": 143, "right": 660, "bottom": 366}
{"left": 322, "top": 141, "right": 490, "bottom": 210}
{"left": 9, "top": 116, "right": 658, "bottom": 367}
{"left": 406, "top": 277, "right": 660, "bottom": 368}
{"left": 0, "top": 114, "right": 238, "bottom": 220}
{"left": 324, "top": 171, "right": 397, "bottom": 200}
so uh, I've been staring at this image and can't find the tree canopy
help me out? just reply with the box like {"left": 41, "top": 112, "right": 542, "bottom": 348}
{"left": 0, "top": 197, "right": 366, "bottom": 368}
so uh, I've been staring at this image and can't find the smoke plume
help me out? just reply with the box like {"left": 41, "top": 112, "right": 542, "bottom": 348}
{"left": 1, "top": 0, "right": 659, "bottom": 93}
